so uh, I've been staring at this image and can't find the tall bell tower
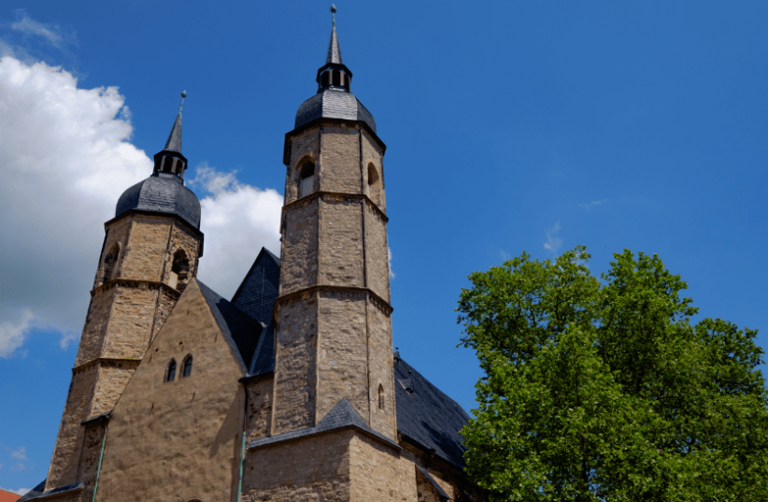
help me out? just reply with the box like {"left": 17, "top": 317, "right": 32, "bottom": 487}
{"left": 46, "top": 94, "right": 204, "bottom": 490}
{"left": 271, "top": 8, "right": 396, "bottom": 439}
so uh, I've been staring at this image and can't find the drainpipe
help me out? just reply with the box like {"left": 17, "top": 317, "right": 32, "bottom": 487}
{"left": 91, "top": 422, "right": 108, "bottom": 502}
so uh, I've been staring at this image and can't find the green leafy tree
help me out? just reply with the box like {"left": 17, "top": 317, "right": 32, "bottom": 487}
{"left": 458, "top": 247, "right": 768, "bottom": 501}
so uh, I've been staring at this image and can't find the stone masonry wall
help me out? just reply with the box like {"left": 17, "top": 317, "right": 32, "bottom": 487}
{"left": 164, "top": 222, "right": 201, "bottom": 286}
{"left": 245, "top": 377, "right": 273, "bottom": 442}
{"left": 46, "top": 365, "right": 98, "bottom": 489}
{"left": 349, "top": 434, "right": 418, "bottom": 502}
{"left": 316, "top": 291, "right": 368, "bottom": 424}
{"left": 363, "top": 204, "right": 390, "bottom": 302}
{"left": 319, "top": 126, "right": 361, "bottom": 195}
{"left": 242, "top": 430, "right": 354, "bottom": 502}
{"left": 121, "top": 217, "right": 172, "bottom": 282}
{"left": 318, "top": 197, "right": 364, "bottom": 288}
{"left": 285, "top": 128, "right": 320, "bottom": 205}
{"left": 75, "top": 288, "right": 117, "bottom": 366}
{"left": 89, "top": 363, "right": 137, "bottom": 419}
{"left": 361, "top": 130, "right": 385, "bottom": 213}
{"left": 100, "top": 285, "right": 157, "bottom": 360}
{"left": 94, "top": 280, "right": 245, "bottom": 502}
{"left": 367, "top": 301, "right": 395, "bottom": 439}
{"left": 72, "top": 421, "right": 107, "bottom": 502}
{"left": 280, "top": 198, "right": 319, "bottom": 296}
{"left": 272, "top": 292, "right": 319, "bottom": 434}
{"left": 416, "top": 470, "right": 446, "bottom": 502}
{"left": 94, "top": 217, "right": 132, "bottom": 288}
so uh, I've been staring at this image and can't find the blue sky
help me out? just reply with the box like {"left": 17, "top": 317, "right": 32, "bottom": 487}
{"left": 1, "top": 0, "right": 767, "bottom": 494}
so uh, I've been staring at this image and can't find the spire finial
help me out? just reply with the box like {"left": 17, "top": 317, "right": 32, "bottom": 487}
{"left": 179, "top": 90, "right": 187, "bottom": 113}
{"left": 331, "top": 4, "right": 336, "bottom": 28}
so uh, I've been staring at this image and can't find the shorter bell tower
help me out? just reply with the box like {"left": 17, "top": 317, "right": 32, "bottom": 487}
{"left": 46, "top": 93, "right": 204, "bottom": 491}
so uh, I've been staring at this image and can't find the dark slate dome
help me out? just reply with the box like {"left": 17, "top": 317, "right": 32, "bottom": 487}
{"left": 115, "top": 172, "right": 201, "bottom": 229}
{"left": 294, "top": 13, "right": 376, "bottom": 133}
{"left": 295, "top": 88, "right": 376, "bottom": 132}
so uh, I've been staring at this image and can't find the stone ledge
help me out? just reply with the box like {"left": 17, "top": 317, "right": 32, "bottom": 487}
{"left": 72, "top": 357, "right": 140, "bottom": 375}
{"left": 275, "top": 285, "right": 393, "bottom": 315}
{"left": 282, "top": 191, "right": 388, "bottom": 223}
{"left": 90, "top": 278, "right": 182, "bottom": 298}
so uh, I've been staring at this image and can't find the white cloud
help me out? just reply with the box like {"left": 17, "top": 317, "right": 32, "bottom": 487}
{"left": 388, "top": 246, "right": 395, "bottom": 279}
{"left": 10, "top": 447, "right": 26, "bottom": 461}
{"left": 0, "top": 309, "right": 33, "bottom": 358}
{"left": 189, "top": 164, "right": 282, "bottom": 298}
{"left": 0, "top": 56, "right": 150, "bottom": 356}
{"left": 578, "top": 199, "right": 608, "bottom": 210}
{"left": 544, "top": 222, "right": 562, "bottom": 253}
{"left": 10, "top": 10, "right": 76, "bottom": 50}
{"left": 0, "top": 56, "right": 286, "bottom": 356}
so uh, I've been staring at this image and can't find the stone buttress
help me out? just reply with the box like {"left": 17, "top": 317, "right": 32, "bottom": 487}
{"left": 45, "top": 96, "right": 204, "bottom": 491}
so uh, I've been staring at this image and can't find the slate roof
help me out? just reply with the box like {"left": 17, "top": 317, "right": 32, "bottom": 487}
{"left": 232, "top": 248, "right": 281, "bottom": 326}
{"left": 199, "top": 281, "right": 264, "bottom": 373}
{"left": 115, "top": 172, "right": 201, "bottom": 230}
{"left": 295, "top": 89, "right": 376, "bottom": 132}
{"left": 327, "top": 25, "right": 342, "bottom": 64}
{"left": 15, "top": 481, "right": 82, "bottom": 502}
{"left": 394, "top": 355, "right": 470, "bottom": 468}
{"left": 164, "top": 109, "right": 183, "bottom": 153}
{"left": 249, "top": 398, "right": 399, "bottom": 450}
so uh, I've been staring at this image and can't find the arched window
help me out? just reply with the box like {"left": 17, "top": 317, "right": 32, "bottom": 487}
{"left": 182, "top": 355, "right": 193, "bottom": 378}
{"left": 367, "top": 163, "right": 382, "bottom": 206}
{"left": 378, "top": 383, "right": 385, "bottom": 410}
{"left": 166, "top": 359, "right": 177, "bottom": 382}
{"left": 298, "top": 160, "right": 315, "bottom": 199}
{"left": 170, "top": 250, "right": 190, "bottom": 291}
{"left": 101, "top": 243, "right": 120, "bottom": 285}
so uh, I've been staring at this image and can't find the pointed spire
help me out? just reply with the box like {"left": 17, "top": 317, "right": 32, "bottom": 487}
{"left": 326, "top": 5, "right": 342, "bottom": 65}
{"left": 164, "top": 91, "right": 186, "bottom": 153}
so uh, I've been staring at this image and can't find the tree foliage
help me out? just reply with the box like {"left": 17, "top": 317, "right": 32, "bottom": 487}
{"left": 458, "top": 247, "right": 768, "bottom": 501}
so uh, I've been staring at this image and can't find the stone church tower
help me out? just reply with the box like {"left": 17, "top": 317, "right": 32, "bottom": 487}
{"left": 44, "top": 97, "right": 204, "bottom": 490}
{"left": 272, "top": 12, "right": 395, "bottom": 439}
{"left": 23, "top": 11, "right": 481, "bottom": 502}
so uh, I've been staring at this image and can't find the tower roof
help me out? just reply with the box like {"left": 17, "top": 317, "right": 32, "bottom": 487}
{"left": 326, "top": 6, "right": 342, "bottom": 64}
{"left": 293, "top": 6, "right": 376, "bottom": 132}
{"left": 163, "top": 91, "right": 186, "bottom": 153}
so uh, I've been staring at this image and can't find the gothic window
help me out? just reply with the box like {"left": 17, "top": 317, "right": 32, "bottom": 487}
{"left": 298, "top": 160, "right": 316, "bottom": 199}
{"left": 367, "top": 163, "right": 382, "bottom": 206}
{"left": 101, "top": 243, "right": 120, "bottom": 285}
{"left": 166, "top": 359, "right": 177, "bottom": 382}
{"left": 170, "top": 250, "right": 190, "bottom": 292}
{"left": 378, "top": 383, "right": 385, "bottom": 410}
{"left": 182, "top": 355, "right": 193, "bottom": 378}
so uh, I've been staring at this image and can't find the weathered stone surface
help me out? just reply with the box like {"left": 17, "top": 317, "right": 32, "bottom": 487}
{"left": 285, "top": 128, "right": 321, "bottom": 205}
{"left": 316, "top": 291, "right": 369, "bottom": 425}
{"left": 364, "top": 203, "right": 390, "bottom": 302}
{"left": 318, "top": 197, "right": 364, "bottom": 288}
{"left": 94, "top": 280, "right": 244, "bottom": 502}
{"left": 361, "top": 130, "right": 385, "bottom": 212}
{"left": 319, "top": 126, "right": 361, "bottom": 195}
{"left": 273, "top": 293, "right": 319, "bottom": 434}
{"left": 242, "top": 430, "right": 353, "bottom": 502}
{"left": 245, "top": 377, "right": 273, "bottom": 442}
{"left": 367, "top": 301, "right": 396, "bottom": 438}
{"left": 280, "top": 198, "right": 319, "bottom": 295}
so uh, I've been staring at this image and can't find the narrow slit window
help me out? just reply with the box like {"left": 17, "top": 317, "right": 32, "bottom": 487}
{"left": 166, "top": 359, "right": 177, "bottom": 382}
{"left": 182, "top": 355, "right": 193, "bottom": 378}
{"left": 378, "top": 384, "right": 385, "bottom": 410}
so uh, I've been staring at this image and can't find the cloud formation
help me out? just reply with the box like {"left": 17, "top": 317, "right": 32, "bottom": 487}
{"left": 578, "top": 199, "right": 608, "bottom": 210}
{"left": 0, "top": 56, "right": 283, "bottom": 357}
{"left": 11, "top": 11, "right": 76, "bottom": 50}
{"left": 189, "top": 164, "right": 282, "bottom": 298}
{"left": 544, "top": 222, "right": 562, "bottom": 253}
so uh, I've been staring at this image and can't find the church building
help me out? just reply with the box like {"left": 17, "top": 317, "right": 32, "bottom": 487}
{"left": 20, "top": 11, "right": 481, "bottom": 502}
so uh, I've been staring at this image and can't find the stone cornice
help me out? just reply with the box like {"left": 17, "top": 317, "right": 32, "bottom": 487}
{"left": 72, "top": 357, "right": 141, "bottom": 375}
{"left": 90, "top": 278, "right": 182, "bottom": 298}
{"left": 275, "top": 285, "right": 393, "bottom": 316}
{"left": 282, "top": 191, "right": 388, "bottom": 223}
{"left": 284, "top": 117, "right": 386, "bottom": 165}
